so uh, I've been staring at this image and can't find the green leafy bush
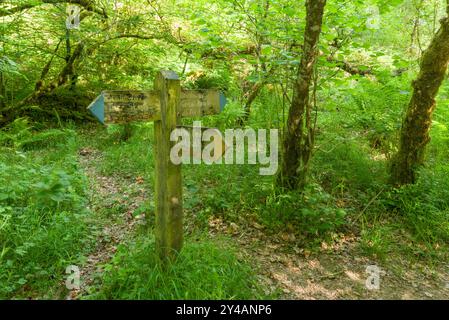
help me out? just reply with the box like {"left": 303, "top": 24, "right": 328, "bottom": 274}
{"left": 389, "top": 165, "right": 449, "bottom": 244}
{"left": 0, "top": 117, "right": 74, "bottom": 150}
{"left": 0, "top": 122, "right": 93, "bottom": 298}
{"left": 261, "top": 184, "right": 347, "bottom": 237}
{"left": 340, "top": 78, "right": 409, "bottom": 156}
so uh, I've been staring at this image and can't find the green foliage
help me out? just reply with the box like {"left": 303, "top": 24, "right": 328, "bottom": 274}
{"left": 93, "top": 123, "right": 155, "bottom": 178}
{"left": 31, "top": 87, "right": 96, "bottom": 121}
{"left": 356, "top": 164, "right": 449, "bottom": 260}
{"left": 202, "top": 99, "right": 246, "bottom": 129}
{"left": 359, "top": 223, "right": 396, "bottom": 260}
{"left": 88, "top": 236, "right": 265, "bottom": 300}
{"left": 0, "top": 122, "right": 94, "bottom": 298}
{"left": 249, "top": 87, "right": 285, "bottom": 129}
{"left": 184, "top": 68, "right": 231, "bottom": 91}
{"left": 0, "top": 118, "right": 76, "bottom": 150}
{"left": 2, "top": 0, "right": 449, "bottom": 299}
{"left": 390, "top": 165, "right": 449, "bottom": 244}
{"left": 313, "top": 140, "right": 387, "bottom": 193}
{"left": 262, "top": 184, "right": 347, "bottom": 238}
{"left": 324, "top": 77, "right": 410, "bottom": 157}
{"left": 0, "top": 55, "right": 25, "bottom": 79}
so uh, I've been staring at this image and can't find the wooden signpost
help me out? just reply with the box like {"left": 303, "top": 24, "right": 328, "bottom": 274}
{"left": 88, "top": 71, "right": 227, "bottom": 261}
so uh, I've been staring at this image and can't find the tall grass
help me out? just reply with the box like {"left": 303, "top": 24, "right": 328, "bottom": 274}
{"left": 0, "top": 120, "right": 95, "bottom": 298}
{"left": 88, "top": 235, "right": 267, "bottom": 300}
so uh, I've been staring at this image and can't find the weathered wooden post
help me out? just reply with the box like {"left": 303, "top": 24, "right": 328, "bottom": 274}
{"left": 87, "top": 70, "right": 227, "bottom": 261}
{"left": 153, "top": 71, "right": 183, "bottom": 260}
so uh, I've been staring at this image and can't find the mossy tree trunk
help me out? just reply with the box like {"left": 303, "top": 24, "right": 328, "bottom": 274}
{"left": 0, "top": 71, "right": 5, "bottom": 110}
{"left": 18, "top": 42, "right": 84, "bottom": 107}
{"left": 390, "top": 4, "right": 449, "bottom": 186}
{"left": 277, "top": 0, "right": 326, "bottom": 190}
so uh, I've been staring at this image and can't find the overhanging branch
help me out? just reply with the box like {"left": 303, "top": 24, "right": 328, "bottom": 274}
{"left": 0, "top": 0, "right": 106, "bottom": 18}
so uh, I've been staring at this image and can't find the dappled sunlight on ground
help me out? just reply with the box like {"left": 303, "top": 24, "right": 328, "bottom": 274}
{"left": 205, "top": 214, "right": 449, "bottom": 300}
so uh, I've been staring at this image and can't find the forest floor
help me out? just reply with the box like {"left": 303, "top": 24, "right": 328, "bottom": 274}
{"left": 209, "top": 220, "right": 449, "bottom": 299}
{"left": 67, "top": 147, "right": 147, "bottom": 299}
{"left": 71, "top": 142, "right": 449, "bottom": 300}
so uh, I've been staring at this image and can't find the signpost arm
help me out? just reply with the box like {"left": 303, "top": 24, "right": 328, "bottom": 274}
{"left": 154, "top": 71, "right": 183, "bottom": 261}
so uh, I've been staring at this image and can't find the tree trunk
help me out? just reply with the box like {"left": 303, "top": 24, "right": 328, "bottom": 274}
{"left": 18, "top": 42, "right": 84, "bottom": 107}
{"left": 238, "top": 76, "right": 269, "bottom": 126}
{"left": 0, "top": 71, "right": 5, "bottom": 109}
{"left": 390, "top": 4, "right": 449, "bottom": 186}
{"left": 277, "top": 0, "right": 326, "bottom": 190}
